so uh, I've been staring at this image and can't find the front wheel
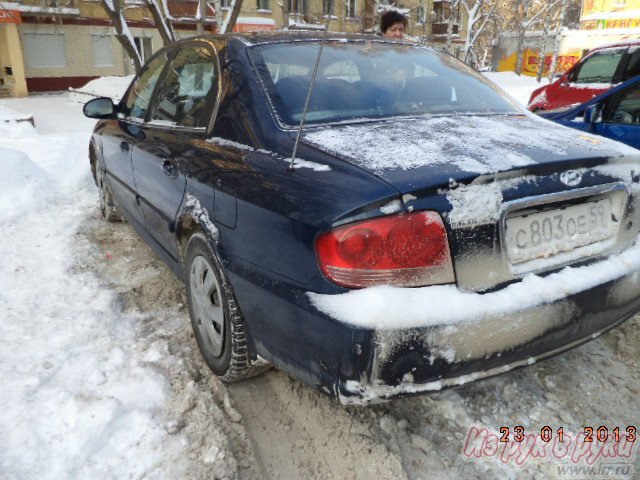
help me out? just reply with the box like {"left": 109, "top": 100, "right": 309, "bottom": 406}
{"left": 184, "top": 233, "right": 267, "bottom": 382}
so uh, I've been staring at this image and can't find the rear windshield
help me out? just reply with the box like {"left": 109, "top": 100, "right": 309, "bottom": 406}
{"left": 250, "top": 40, "right": 521, "bottom": 127}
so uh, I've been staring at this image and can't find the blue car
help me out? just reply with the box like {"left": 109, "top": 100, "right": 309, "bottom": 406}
{"left": 541, "top": 75, "right": 640, "bottom": 150}
{"left": 84, "top": 33, "right": 640, "bottom": 404}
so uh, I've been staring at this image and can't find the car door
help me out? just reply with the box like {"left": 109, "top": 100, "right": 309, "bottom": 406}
{"left": 132, "top": 43, "right": 219, "bottom": 260}
{"left": 102, "top": 52, "right": 170, "bottom": 228}
{"left": 595, "top": 80, "right": 640, "bottom": 149}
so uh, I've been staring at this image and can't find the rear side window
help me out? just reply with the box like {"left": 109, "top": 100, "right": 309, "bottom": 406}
{"left": 120, "top": 52, "right": 169, "bottom": 121}
{"left": 572, "top": 49, "right": 625, "bottom": 84}
{"left": 149, "top": 45, "right": 217, "bottom": 128}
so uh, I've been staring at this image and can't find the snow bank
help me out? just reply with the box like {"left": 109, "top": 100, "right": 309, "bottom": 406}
{"left": 0, "top": 103, "right": 33, "bottom": 123}
{"left": 309, "top": 235, "right": 640, "bottom": 330}
{"left": 0, "top": 96, "right": 240, "bottom": 479}
{"left": 0, "top": 147, "right": 56, "bottom": 221}
{"left": 69, "top": 75, "right": 135, "bottom": 104}
{"left": 483, "top": 72, "right": 549, "bottom": 107}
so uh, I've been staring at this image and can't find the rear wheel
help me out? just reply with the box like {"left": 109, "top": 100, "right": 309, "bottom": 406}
{"left": 184, "top": 233, "right": 267, "bottom": 382}
{"left": 96, "top": 168, "right": 122, "bottom": 222}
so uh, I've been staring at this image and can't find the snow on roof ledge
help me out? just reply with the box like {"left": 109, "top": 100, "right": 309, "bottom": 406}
{"left": 238, "top": 17, "right": 275, "bottom": 25}
{"left": 378, "top": 3, "right": 410, "bottom": 15}
{"left": 288, "top": 18, "right": 326, "bottom": 30}
{"left": 0, "top": 1, "right": 79, "bottom": 15}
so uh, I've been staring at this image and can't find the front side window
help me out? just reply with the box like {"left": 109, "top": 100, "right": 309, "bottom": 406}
{"left": 608, "top": 83, "right": 640, "bottom": 125}
{"left": 149, "top": 45, "right": 217, "bottom": 128}
{"left": 257, "top": 0, "right": 270, "bottom": 9}
{"left": 121, "top": 52, "right": 168, "bottom": 121}
{"left": 251, "top": 41, "right": 521, "bottom": 127}
{"left": 572, "top": 49, "right": 625, "bottom": 84}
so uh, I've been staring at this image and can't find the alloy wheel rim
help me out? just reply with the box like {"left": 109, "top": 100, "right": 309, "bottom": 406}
{"left": 190, "top": 255, "right": 224, "bottom": 357}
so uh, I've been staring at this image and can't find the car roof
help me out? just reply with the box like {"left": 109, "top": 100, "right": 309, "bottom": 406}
{"left": 590, "top": 39, "right": 640, "bottom": 52}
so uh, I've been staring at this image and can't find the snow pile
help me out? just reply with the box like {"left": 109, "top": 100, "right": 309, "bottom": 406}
{"left": 483, "top": 71, "right": 549, "bottom": 107}
{"left": 69, "top": 75, "right": 135, "bottom": 104}
{"left": 0, "top": 95, "right": 243, "bottom": 479}
{"left": 0, "top": 147, "right": 56, "bottom": 221}
{"left": 304, "top": 114, "right": 638, "bottom": 175}
{"left": 0, "top": 103, "right": 33, "bottom": 123}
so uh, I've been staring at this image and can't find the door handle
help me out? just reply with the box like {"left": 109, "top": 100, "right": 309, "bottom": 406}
{"left": 120, "top": 141, "right": 130, "bottom": 153}
{"left": 162, "top": 159, "right": 177, "bottom": 177}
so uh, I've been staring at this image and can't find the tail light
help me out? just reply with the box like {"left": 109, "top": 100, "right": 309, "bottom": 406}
{"left": 315, "top": 211, "right": 455, "bottom": 288}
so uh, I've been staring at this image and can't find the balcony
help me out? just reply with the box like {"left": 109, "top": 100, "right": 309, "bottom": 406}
{"left": 431, "top": 22, "right": 458, "bottom": 35}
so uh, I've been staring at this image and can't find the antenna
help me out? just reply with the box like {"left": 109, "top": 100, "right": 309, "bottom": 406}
{"left": 288, "top": 0, "right": 335, "bottom": 171}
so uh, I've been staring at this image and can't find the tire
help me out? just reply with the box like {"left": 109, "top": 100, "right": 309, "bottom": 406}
{"left": 184, "top": 233, "right": 267, "bottom": 382}
{"left": 97, "top": 167, "right": 122, "bottom": 222}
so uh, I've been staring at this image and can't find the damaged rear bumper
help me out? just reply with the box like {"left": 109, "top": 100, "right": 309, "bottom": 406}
{"left": 333, "top": 262, "right": 640, "bottom": 405}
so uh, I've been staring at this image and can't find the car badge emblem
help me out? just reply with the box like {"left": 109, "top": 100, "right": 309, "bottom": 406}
{"left": 560, "top": 170, "right": 582, "bottom": 187}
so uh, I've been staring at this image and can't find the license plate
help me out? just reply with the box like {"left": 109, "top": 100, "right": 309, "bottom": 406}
{"left": 505, "top": 198, "right": 617, "bottom": 265}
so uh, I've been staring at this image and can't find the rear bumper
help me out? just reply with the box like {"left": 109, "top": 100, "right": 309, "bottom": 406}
{"left": 228, "top": 241, "right": 640, "bottom": 405}
{"left": 335, "top": 263, "right": 640, "bottom": 404}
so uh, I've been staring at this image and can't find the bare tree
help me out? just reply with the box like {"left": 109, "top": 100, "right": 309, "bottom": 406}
{"left": 282, "top": 0, "right": 290, "bottom": 30}
{"left": 514, "top": 0, "right": 548, "bottom": 75}
{"left": 100, "top": 0, "right": 143, "bottom": 73}
{"left": 460, "top": 0, "right": 497, "bottom": 66}
{"left": 548, "top": 0, "right": 568, "bottom": 80}
{"left": 221, "top": 0, "right": 243, "bottom": 32}
{"left": 445, "top": 0, "right": 461, "bottom": 54}
{"left": 146, "top": 0, "right": 176, "bottom": 44}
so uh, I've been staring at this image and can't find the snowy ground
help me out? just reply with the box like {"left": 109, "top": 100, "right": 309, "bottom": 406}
{"left": 484, "top": 71, "right": 549, "bottom": 108}
{"left": 1, "top": 85, "right": 638, "bottom": 479}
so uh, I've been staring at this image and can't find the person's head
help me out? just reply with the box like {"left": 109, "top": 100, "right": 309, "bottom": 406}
{"left": 380, "top": 10, "right": 407, "bottom": 39}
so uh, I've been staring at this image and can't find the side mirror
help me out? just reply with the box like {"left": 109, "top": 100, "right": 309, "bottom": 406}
{"left": 83, "top": 97, "right": 116, "bottom": 119}
{"left": 584, "top": 104, "right": 603, "bottom": 124}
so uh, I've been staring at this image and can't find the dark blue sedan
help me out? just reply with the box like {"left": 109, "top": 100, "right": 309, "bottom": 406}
{"left": 84, "top": 33, "right": 640, "bottom": 404}
{"left": 541, "top": 74, "right": 640, "bottom": 150}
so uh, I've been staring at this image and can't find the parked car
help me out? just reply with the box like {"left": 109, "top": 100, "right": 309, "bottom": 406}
{"left": 84, "top": 33, "right": 640, "bottom": 404}
{"left": 528, "top": 40, "right": 640, "bottom": 112}
{"left": 540, "top": 74, "right": 640, "bottom": 150}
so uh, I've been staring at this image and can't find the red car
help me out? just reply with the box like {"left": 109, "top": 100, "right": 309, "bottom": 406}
{"left": 528, "top": 40, "right": 640, "bottom": 112}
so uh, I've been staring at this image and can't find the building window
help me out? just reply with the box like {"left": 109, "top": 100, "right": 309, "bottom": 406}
{"left": 91, "top": 35, "right": 114, "bottom": 67}
{"left": 22, "top": 32, "right": 67, "bottom": 68}
{"left": 221, "top": 0, "right": 230, "bottom": 8}
{"left": 433, "top": 1, "right": 458, "bottom": 23}
{"left": 417, "top": 4, "right": 426, "bottom": 24}
{"left": 257, "top": 0, "right": 270, "bottom": 10}
{"left": 289, "top": 0, "right": 307, "bottom": 14}
{"left": 134, "top": 37, "right": 153, "bottom": 63}
{"left": 322, "top": 0, "right": 332, "bottom": 15}
{"left": 345, "top": 0, "right": 356, "bottom": 18}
